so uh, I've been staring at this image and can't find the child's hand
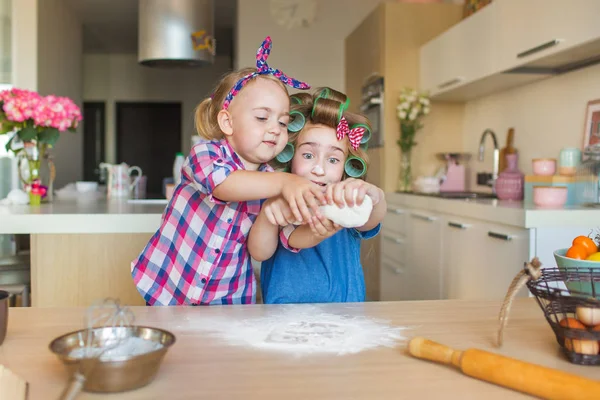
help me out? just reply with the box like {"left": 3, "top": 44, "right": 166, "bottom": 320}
{"left": 308, "top": 214, "right": 342, "bottom": 238}
{"left": 281, "top": 175, "right": 327, "bottom": 223}
{"left": 263, "top": 196, "right": 297, "bottom": 226}
{"left": 326, "top": 178, "right": 384, "bottom": 208}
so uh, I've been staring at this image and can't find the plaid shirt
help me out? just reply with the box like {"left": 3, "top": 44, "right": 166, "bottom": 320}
{"left": 131, "top": 139, "right": 272, "bottom": 306}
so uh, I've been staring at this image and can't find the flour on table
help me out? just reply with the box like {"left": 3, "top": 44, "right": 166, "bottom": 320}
{"left": 319, "top": 191, "right": 373, "bottom": 228}
{"left": 69, "top": 337, "right": 163, "bottom": 361}
{"left": 181, "top": 305, "right": 408, "bottom": 356}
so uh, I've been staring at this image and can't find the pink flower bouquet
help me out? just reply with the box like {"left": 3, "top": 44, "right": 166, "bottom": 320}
{"left": 0, "top": 88, "right": 82, "bottom": 204}
{"left": 0, "top": 88, "right": 82, "bottom": 150}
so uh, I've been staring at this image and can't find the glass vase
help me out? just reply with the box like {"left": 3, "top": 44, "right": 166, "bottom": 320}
{"left": 397, "top": 148, "right": 413, "bottom": 192}
{"left": 17, "top": 143, "right": 55, "bottom": 205}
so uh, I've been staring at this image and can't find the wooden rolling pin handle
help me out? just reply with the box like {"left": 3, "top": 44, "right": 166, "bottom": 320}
{"left": 408, "top": 337, "right": 462, "bottom": 368}
{"left": 408, "top": 337, "right": 600, "bottom": 400}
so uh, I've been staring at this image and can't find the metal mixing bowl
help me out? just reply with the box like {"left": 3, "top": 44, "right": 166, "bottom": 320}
{"left": 49, "top": 326, "right": 175, "bottom": 393}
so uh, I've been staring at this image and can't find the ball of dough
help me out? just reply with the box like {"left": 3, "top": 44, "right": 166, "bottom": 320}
{"left": 319, "top": 190, "right": 373, "bottom": 228}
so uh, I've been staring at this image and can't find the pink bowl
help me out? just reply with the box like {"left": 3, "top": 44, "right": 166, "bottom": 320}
{"left": 533, "top": 186, "right": 567, "bottom": 208}
{"left": 532, "top": 158, "right": 556, "bottom": 176}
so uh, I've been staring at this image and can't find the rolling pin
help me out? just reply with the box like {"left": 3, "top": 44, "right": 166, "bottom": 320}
{"left": 408, "top": 337, "right": 600, "bottom": 400}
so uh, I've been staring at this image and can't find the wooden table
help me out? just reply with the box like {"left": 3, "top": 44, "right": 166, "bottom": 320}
{"left": 0, "top": 299, "right": 598, "bottom": 399}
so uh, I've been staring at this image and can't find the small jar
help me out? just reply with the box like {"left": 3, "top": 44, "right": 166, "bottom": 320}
{"left": 559, "top": 147, "right": 581, "bottom": 176}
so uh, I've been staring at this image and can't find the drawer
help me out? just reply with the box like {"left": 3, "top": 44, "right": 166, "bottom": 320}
{"left": 383, "top": 204, "right": 407, "bottom": 235}
{"left": 380, "top": 255, "right": 407, "bottom": 301}
{"left": 381, "top": 232, "right": 405, "bottom": 263}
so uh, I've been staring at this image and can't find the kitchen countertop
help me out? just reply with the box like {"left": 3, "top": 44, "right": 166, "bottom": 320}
{"left": 2, "top": 299, "right": 597, "bottom": 399}
{"left": 2, "top": 191, "right": 598, "bottom": 233}
{"left": 0, "top": 199, "right": 166, "bottom": 234}
{"left": 389, "top": 192, "right": 600, "bottom": 228}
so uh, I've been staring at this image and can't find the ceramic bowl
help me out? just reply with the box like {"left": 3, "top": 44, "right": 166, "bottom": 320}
{"left": 533, "top": 186, "right": 567, "bottom": 207}
{"left": 553, "top": 248, "right": 600, "bottom": 295}
{"left": 532, "top": 158, "right": 556, "bottom": 176}
{"left": 76, "top": 181, "right": 99, "bottom": 193}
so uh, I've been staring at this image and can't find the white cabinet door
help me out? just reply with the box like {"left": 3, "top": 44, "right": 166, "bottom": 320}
{"left": 475, "top": 221, "right": 530, "bottom": 300}
{"left": 419, "top": 28, "right": 463, "bottom": 96}
{"left": 405, "top": 210, "right": 443, "bottom": 300}
{"left": 420, "top": 1, "right": 498, "bottom": 96}
{"left": 441, "top": 216, "right": 478, "bottom": 300}
{"left": 379, "top": 202, "right": 409, "bottom": 301}
{"left": 441, "top": 215, "right": 530, "bottom": 301}
{"left": 380, "top": 255, "right": 411, "bottom": 301}
{"left": 496, "top": 0, "right": 600, "bottom": 71}
{"left": 382, "top": 204, "right": 407, "bottom": 236}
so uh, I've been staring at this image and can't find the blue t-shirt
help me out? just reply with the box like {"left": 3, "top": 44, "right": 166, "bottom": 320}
{"left": 260, "top": 224, "right": 381, "bottom": 304}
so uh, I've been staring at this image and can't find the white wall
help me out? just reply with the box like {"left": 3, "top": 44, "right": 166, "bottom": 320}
{"left": 36, "top": 0, "right": 83, "bottom": 188}
{"left": 236, "top": 0, "right": 385, "bottom": 92}
{"left": 463, "top": 63, "right": 600, "bottom": 191}
{"left": 83, "top": 54, "right": 231, "bottom": 163}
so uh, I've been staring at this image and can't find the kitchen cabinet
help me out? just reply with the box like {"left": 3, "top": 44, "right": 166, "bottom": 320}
{"left": 496, "top": 0, "right": 600, "bottom": 71}
{"left": 419, "top": 0, "right": 600, "bottom": 101}
{"left": 382, "top": 200, "right": 529, "bottom": 302}
{"left": 405, "top": 210, "right": 443, "bottom": 300}
{"left": 443, "top": 215, "right": 529, "bottom": 301}
{"left": 442, "top": 215, "right": 478, "bottom": 299}
{"left": 477, "top": 221, "right": 529, "bottom": 299}
{"left": 381, "top": 203, "right": 443, "bottom": 301}
{"left": 383, "top": 192, "right": 600, "bottom": 302}
{"left": 380, "top": 204, "right": 409, "bottom": 301}
{"left": 420, "top": 2, "right": 498, "bottom": 98}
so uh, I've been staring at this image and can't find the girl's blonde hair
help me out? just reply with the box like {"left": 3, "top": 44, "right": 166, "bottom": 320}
{"left": 275, "top": 87, "right": 371, "bottom": 180}
{"left": 194, "top": 68, "right": 289, "bottom": 140}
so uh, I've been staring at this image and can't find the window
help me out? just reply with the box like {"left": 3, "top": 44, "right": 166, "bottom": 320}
{"left": 0, "top": 0, "right": 11, "bottom": 156}
{"left": 0, "top": 0, "right": 9, "bottom": 84}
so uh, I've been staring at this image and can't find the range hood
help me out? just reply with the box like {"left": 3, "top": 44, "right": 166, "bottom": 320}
{"left": 138, "top": 0, "right": 215, "bottom": 68}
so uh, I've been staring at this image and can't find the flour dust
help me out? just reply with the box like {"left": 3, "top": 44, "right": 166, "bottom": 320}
{"left": 178, "top": 305, "right": 408, "bottom": 356}
{"left": 69, "top": 337, "right": 163, "bottom": 361}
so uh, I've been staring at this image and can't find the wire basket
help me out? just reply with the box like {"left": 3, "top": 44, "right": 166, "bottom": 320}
{"left": 527, "top": 267, "right": 600, "bottom": 366}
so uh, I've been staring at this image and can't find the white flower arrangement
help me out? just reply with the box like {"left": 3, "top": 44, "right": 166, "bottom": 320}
{"left": 396, "top": 88, "right": 430, "bottom": 124}
{"left": 396, "top": 87, "right": 430, "bottom": 153}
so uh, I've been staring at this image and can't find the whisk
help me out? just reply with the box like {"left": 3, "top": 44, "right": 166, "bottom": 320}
{"left": 58, "top": 298, "right": 135, "bottom": 400}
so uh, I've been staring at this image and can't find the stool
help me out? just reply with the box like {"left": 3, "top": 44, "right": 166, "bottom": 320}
{"left": 0, "top": 284, "right": 30, "bottom": 307}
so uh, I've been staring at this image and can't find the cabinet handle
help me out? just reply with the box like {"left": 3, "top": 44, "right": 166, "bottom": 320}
{"left": 488, "top": 231, "right": 513, "bottom": 241}
{"left": 437, "top": 76, "right": 465, "bottom": 89}
{"left": 384, "top": 263, "right": 403, "bottom": 274}
{"left": 448, "top": 221, "right": 470, "bottom": 230}
{"left": 411, "top": 213, "right": 437, "bottom": 222}
{"left": 387, "top": 207, "right": 404, "bottom": 215}
{"left": 517, "top": 39, "right": 562, "bottom": 58}
{"left": 383, "top": 234, "right": 404, "bottom": 245}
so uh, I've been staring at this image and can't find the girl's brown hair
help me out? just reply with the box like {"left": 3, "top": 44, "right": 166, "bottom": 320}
{"left": 276, "top": 87, "right": 371, "bottom": 180}
{"left": 194, "top": 68, "right": 289, "bottom": 140}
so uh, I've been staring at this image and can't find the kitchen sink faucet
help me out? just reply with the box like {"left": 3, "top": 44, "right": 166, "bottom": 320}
{"left": 478, "top": 129, "right": 499, "bottom": 194}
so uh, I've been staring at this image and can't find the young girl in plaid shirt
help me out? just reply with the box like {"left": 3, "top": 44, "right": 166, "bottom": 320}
{"left": 131, "top": 37, "right": 325, "bottom": 306}
{"left": 248, "top": 87, "right": 386, "bottom": 304}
